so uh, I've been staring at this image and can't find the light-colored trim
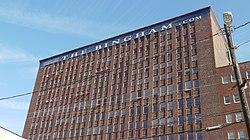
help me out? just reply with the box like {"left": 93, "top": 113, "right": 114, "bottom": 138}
{"left": 226, "top": 114, "right": 232, "bottom": 123}
{"left": 222, "top": 76, "right": 229, "bottom": 84}
{"left": 231, "top": 74, "right": 236, "bottom": 82}
{"left": 233, "top": 93, "right": 240, "bottom": 103}
{"left": 235, "top": 112, "right": 242, "bottom": 122}
{"left": 224, "top": 95, "right": 231, "bottom": 104}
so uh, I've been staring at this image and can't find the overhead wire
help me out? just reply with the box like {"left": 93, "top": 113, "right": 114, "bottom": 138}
{"left": 8, "top": 20, "right": 250, "bottom": 139}
{"left": 1, "top": 20, "right": 250, "bottom": 101}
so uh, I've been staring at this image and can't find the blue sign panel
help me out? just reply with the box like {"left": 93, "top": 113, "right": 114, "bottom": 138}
{"left": 40, "top": 7, "right": 210, "bottom": 68}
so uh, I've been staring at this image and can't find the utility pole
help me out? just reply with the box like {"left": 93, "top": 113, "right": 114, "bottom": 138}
{"left": 223, "top": 12, "right": 250, "bottom": 137}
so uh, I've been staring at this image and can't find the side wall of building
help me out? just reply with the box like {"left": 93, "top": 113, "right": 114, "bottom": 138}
{"left": 210, "top": 10, "right": 230, "bottom": 68}
{"left": 196, "top": 11, "right": 223, "bottom": 139}
{"left": 22, "top": 68, "right": 44, "bottom": 139}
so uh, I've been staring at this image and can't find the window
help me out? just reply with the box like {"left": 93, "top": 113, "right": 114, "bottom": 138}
{"left": 247, "top": 71, "right": 250, "bottom": 79}
{"left": 160, "top": 135, "right": 166, "bottom": 140}
{"left": 109, "top": 111, "right": 113, "bottom": 118}
{"left": 167, "top": 117, "right": 173, "bottom": 126}
{"left": 81, "top": 128, "right": 84, "bottom": 136}
{"left": 228, "top": 132, "right": 235, "bottom": 139}
{"left": 168, "top": 72, "right": 172, "bottom": 78}
{"left": 191, "top": 55, "right": 197, "bottom": 61}
{"left": 188, "top": 115, "right": 192, "bottom": 124}
{"left": 130, "top": 108, "right": 134, "bottom": 116}
{"left": 233, "top": 94, "right": 240, "bottom": 103}
{"left": 144, "top": 89, "right": 149, "bottom": 99}
{"left": 153, "top": 103, "right": 158, "bottom": 112}
{"left": 152, "top": 119, "right": 158, "bottom": 128}
{"left": 231, "top": 74, "right": 236, "bottom": 82}
{"left": 195, "top": 113, "right": 202, "bottom": 123}
{"left": 160, "top": 74, "right": 165, "bottom": 80}
{"left": 131, "top": 92, "right": 136, "bottom": 101}
{"left": 160, "top": 86, "right": 165, "bottom": 96}
{"left": 179, "top": 116, "right": 184, "bottom": 125}
{"left": 193, "top": 79, "right": 199, "bottom": 89}
{"left": 224, "top": 95, "right": 231, "bottom": 104}
{"left": 167, "top": 101, "right": 173, "bottom": 110}
{"left": 115, "top": 110, "right": 119, "bottom": 117}
{"left": 122, "top": 93, "right": 127, "bottom": 103}
{"left": 195, "top": 96, "right": 201, "bottom": 106}
{"left": 222, "top": 76, "right": 229, "bottom": 84}
{"left": 160, "top": 118, "right": 165, "bottom": 126}
{"left": 197, "top": 131, "right": 203, "bottom": 140}
{"left": 167, "top": 61, "right": 172, "bottom": 67}
{"left": 121, "top": 124, "right": 124, "bottom": 131}
{"left": 153, "top": 64, "right": 158, "bottom": 70}
{"left": 122, "top": 109, "right": 126, "bottom": 116}
{"left": 99, "top": 126, "right": 104, "bottom": 133}
{"left": 108, "top": 125, "right": 112, "bottom": 133}
{"left": 179, "top": 133, "right": 184, "bottom": 140}
{"left": 178, "top": 83, "right": 183, "bottom": 92}
{"left": 191, "top": 44, "right": 197, "bottom": 49}
{"left": 178, "top": 99, "right": 183, "bottom": 109}
{"left": 114, "top": 124, "right": 118, "bottom": 132}
{"left": 185, "top": 81, "right": 191, "bottom": 90}
{"left": 144, "top": 106, "right": 148, "bottom": 113}
{"left": 143, "top": 120, "right": 148, "bottom": 128}
{"left": 187, "top": 98, "right": 192, "bottom": 108}
{"left": 160, "top": 62, "right": 165, "bottom": 68}
{"left": 168, "top": 135, "right": 174, "bottom": 140}
{"left": 93, "top": 127, "right": 98, "bottom": 134}
{"left": 153, "top": 87, "right": 158, "bottom": 96}
{"left": 238, "top": 131, "right": 245, "bottom": 139}
{"left": 178, "top": 71, "right": 182, "bottom": 77}
{"left": 137, "top": 106, "right": 141, "bottom": 115}
{"left": 153, "top": 76, "right": 158, "bottom": 81}
{"left": 226, "top": 114, "right": 233, "bottom": 123}
{"left": 188, "top": 132, "right": 194, "bottom": 140}
{"left": 160, "top": 102, "right": 165, "bottom": 111}
{"left": 136, "top": 121, "right": 140, "bottom": 129}
{"left": 167, "top": 84, "right": 173, "bottom": 94}
{"left": 236, "top": 112, "right": 242, "bottom": 122}
{"left": 87, "top": 128, "right": 92, "bottom": 135}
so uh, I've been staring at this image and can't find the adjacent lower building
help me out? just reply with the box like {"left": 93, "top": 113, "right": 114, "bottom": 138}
{"left": 22, "top": 6, "right": 250, "bottom": 140}
{"left": 0, "top": 126, "right": 26, "bottom": 140}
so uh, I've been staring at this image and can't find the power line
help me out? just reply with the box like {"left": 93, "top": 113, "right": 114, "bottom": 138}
{"left": 1, "top": 20, "right": 249, "bottom": 102}
{"left": 234, "top": 21, "right": 250, "bottom": 30}
{"left": 236, "top": 39, "right": 250, "bottom": 49}
{"left": 0, "top": 92, "right": 33, "bottom": 101}
{"left": 12, "top": 21, "right": 250, "bottom": 140}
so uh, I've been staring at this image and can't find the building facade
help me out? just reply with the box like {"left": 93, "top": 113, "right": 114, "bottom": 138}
{"left": 22, "top": 6, "right": 250, "bottom": 140}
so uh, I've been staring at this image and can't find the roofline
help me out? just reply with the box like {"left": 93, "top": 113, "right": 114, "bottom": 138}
{"left": 40, "top": 6, "right": 211, "bottom": 62}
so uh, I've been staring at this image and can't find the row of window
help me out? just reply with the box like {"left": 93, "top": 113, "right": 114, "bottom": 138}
{"left": 228, "top": 131, "right": 245, "bottom": 139}
{"left": 33, "top": 91, "right": 202, "bottom": 127}
{"left": 30, "top": 129, "right": 203, "bottom": 140}
{"left": 222, "top": 71, "right": 250, "bottom": 84}
{"left": 224, "top": 93, "right": 240, "bottom": 104}
{"left": 226, "top": 112, "right": 243, "bottom": 123}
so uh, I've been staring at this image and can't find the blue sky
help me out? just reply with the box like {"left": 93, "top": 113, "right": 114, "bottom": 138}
{"left": 0, "top": 0, "right": 250, "bottom": 135}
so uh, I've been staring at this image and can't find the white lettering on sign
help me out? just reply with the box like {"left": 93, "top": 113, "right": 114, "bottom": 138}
{"left": 40, "top": 11, "right": 207, "bottom": 68}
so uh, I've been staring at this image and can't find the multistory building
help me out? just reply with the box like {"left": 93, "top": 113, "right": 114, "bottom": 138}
{"left": 22, "top": 6, "right": 250, "bottom": 139}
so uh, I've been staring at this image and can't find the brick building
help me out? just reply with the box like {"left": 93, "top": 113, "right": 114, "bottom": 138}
{"left": 22, "top": 6, "right": 250, "bottom": 140}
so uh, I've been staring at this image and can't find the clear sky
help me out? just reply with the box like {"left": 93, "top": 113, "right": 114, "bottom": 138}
{"left": 0, "top": 0, "right": 250, "bottom": 135}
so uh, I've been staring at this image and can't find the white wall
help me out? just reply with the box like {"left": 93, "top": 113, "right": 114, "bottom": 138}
{"left": 0, "top": 127, "right": 26, "bottom": 140}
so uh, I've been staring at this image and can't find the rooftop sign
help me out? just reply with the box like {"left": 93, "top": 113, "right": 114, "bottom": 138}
{"left": 40, "top": 7, "right": 210, "bottom": 68}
